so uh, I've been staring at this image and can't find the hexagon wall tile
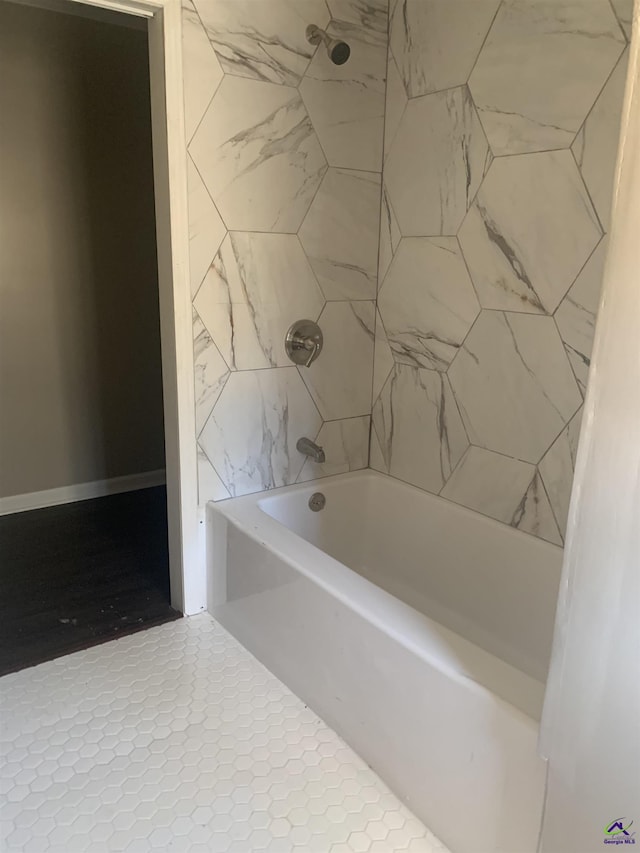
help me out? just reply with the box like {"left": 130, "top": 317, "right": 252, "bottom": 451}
{"left": 196, "top": 444, "right": 230, "bottom": 503}
{"left": 385, "top": 86, "right": 490, "bottom": 236}
{"left": 383, "top": 53, "right": 408, "bottom": 156}
{"left": 299, "top": 18, "right": 386, "bottom": 171}
{"left": 554, "top": 239, "right": 607, "bottom": 396}
{"left": 0, "top": 616, "right": 448, "bottom": 853}
{"left": 458, "top": 150, "right": 602, "bottom": 315}
{"left": 373, "top": 365, "right": 468, "bottom": 494}
{"left": 301, "top": 302, "right": 375, "bottom": 420}
{"left": 297, "top": 416, "right": 371, "bottom": 482}
{"left": 181, "top": 0, "right": 223, "bottom": 142}
{"left": 189, "top": 76, "right": 326, "bottom": 232}
{"left": 372, "top": 308, "right": 394, "bottom": 404}
{"left": 538, "top": 406, "right": 584, "bottom": 540}
{"left": 199, "top": 368, "right": 322, "bottom": 496}
{"left": 299, "top": 168, "right": 381, "bottom": 301}
{"left": 448, "top": 311, "right": 581, "bottom": 464}
{"left": 468, "top": 0, "right": 625, "bottom": 155}
{"left": 194, "top": 0, "right": 329, "bottom": 86}
{"left": 192, "top": 309, "right": 229, "bottom": 434}
{"left": 611, "top": 0, "right": 633, "bottom": 39}
{"left": 442, "top": 447, "right": 535, "bottom": 524}
{"left": 187, "top": 156, "right": 226, "bottom": 297}
{"left": 572, "top": 49, "right": 629, "bottom": 231}
{"left": 378, "top": 184, "right": 401, "bottom": 282}
{"left": 390, "top": 0, "right": 500, "bottom": 98}
{"left": 378, "top": 237, "right": 480, "bottom": 371}
{"left": 193, "top": 233, "right": 324, "bottom": 370}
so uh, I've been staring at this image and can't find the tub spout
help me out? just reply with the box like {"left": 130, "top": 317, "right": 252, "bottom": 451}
{"left": 296, "top": 437, "right": 325, "bottom": 463}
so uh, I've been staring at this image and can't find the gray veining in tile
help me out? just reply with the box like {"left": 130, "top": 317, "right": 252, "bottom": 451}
{"left": 301, "top": 301, "right": 375, "bottom": 420}
{"left": 182, "top": 0, "right": 224, "bottom": 142}
{"left": 299, "top": 168, "right": 381, "bottom": 301}
{"left": 511, "top": 472, "right": 562, "bottom": 546}
{"left": 189, "top": 76, "right": 327, "bottom": 232}
{"left": 555, "top": 238, "right": 607, "bottom": 396}
{"left": 378, "top": 237, "right": 480, "bottom": 371}
{"left": 193, "top": 309, "right": 230, "bottom": 435}
{"left": 385, "top": 86, "right": 489, "bottom": 236}
{"left": 458, "top": 151, "right": 602, "bottom": 315}
{"left": 193, "top": 233, "right": 324, "bottom": 371}
{"left": 199, "top": 368, "right": 322, "bottom": 497}
{"left": 300, "top": 18, "right": 386, "bottom": 171}
{"left": 373, "top": 364, "right": 468, "bottom": 493}
{"left": 441, "top": 446, "right": 535, "bottom": 525}
{"left": 194, "top": 0, "right": 329, "bottom": 86}
{"left": 449, "top": 311, "right": 582, "bottom": 464}
{"left": 469, "top": 0, "right": 625, "bottom": 155}
{"left": 390, "top": 0, "right": 500, "bottom": 98}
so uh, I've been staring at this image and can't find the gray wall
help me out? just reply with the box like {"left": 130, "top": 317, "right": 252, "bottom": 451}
{"left": 0, "top": 2, "right": 165, "bottom": 498}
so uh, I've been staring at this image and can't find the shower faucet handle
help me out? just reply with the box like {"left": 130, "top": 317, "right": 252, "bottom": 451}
{"left": 285, "top": 320, "right": 323, "bottom": 367}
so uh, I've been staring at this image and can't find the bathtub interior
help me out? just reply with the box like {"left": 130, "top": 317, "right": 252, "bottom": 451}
{"left": 257, "top": 471, "right": 563, "bottom": 684}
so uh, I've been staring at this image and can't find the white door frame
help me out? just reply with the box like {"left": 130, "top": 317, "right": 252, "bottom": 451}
{"left": 46, "top": 0, "right": 202, "bottom": 614}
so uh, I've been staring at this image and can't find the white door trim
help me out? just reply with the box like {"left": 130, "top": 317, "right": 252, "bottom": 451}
{"left": 34, "top": 0, "right": 202, "bottom": 614}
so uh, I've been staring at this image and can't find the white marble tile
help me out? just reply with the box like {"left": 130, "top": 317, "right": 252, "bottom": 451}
{"left": 572, "top": 49, "right": 628, "bottom": 230}
{"left": 192, "top": 309, "right": 229, "bottom": 434}
{"left": 369, "top": 423, "right": 387, "bottom": 473}
{"left": 390, "top": 0, "right": 500, "bottom": 97}
{"left": 187, "top": 157, "right": 226, "bottom": 297}
{"left": 458, "top": 151, "right": 602, "bottom": 314}
{"left": 299, "top": 19, "right": 386, "bottom": 171}
{"left": 197, "top": 443, "right": 230, "bottom": 503}
{"left": 181, "top": 0, "right": 224, "bottom": 142}
{"left": 193, "top": 233, "right": 324, "bottom": 371}
{"left": 301, "top": 301, "right": 375, "bottom": 420}
{"left": 449, "top": 311, "right": 582, "bottom": 464}
{"left": 298, "top": 416, "right": 370, "bottom": 481}
{"left": 378, "top": 237, "right": 480, "bottom": 371}
{"left": 469, "top": 0, "right": 625, "bottom": 155}
{"left": 384, "top": 52, "right": 408, "bottom": 156}
{"left": 372, "top": 308, "right": 394, "bottom": 403}
{"left": 538, "top": 405, "right": 583, "bottom": 540}
{"left": 299, "top": 168, "right": 381, "bottom": 301}
{"left": 372, "top": 364, "right": 468, "bottom": 494}
{"left": 194, "top": 0, "right": 329, "bottom": 86}
{"left": 512, "top": 472, "right": 562, "bottom": 546}
{"left": 327, "top": 0, "right": 389, "bottom": 35}
{"left": 555, "top": 239, "right": 607, "bottom": 396}
{"left": 378, "top": 184, "right": 401, "bottom": 281}
{"left": 441, "top": 446, "right": 535, "bottom": 524}
{"left": 199, "top": 368, "right": 322, "bottom": 496}
{"left": 385, "top": 86, "right": 490, "bottom": 236}
{"left": 611, "top": 0, "right": 633, "bottom": 40}
{"left": 189, "top": 76, "right": 327, "bottom": 232}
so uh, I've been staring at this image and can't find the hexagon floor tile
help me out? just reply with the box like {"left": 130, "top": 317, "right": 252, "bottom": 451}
{"left": 0, "top": 615, "right": 448, "bottom": 853}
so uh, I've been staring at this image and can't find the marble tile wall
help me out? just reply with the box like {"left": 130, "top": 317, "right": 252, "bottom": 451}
{"left": 183, "top": 0, "right": 387, "bottom": 500}
{"left": 371, "top": 0, "right": 631, "bottom": 545}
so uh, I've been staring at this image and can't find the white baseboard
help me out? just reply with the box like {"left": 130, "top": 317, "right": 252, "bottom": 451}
{"left": 0, "top": 469, "right": 167, "bottom": 516}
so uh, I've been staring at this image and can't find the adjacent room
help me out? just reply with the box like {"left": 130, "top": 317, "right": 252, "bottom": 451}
{"left": 0, "top": 0, "right": 179, "bottom": 676}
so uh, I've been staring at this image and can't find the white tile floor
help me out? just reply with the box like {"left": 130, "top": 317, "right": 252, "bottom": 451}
{"left": 0, "top": 614, "right": 448, "bottom": 853}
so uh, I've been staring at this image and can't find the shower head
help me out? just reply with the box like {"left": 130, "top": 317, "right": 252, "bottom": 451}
{"left": 306, "top": 24, "right": 351, "bottom": 65}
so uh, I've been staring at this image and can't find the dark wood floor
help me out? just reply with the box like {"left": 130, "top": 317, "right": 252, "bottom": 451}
{"left": 0, "top": 486, "right": 180, "bottom": 676}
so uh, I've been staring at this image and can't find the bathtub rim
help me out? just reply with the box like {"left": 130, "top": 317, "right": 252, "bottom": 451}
{"left": 209, "top": 470, "right": 555, "bottom": 722}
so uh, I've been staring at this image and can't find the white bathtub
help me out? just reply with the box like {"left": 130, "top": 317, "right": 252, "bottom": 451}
{"left": 207, "top": 471, "right": 563, "bottom": 853}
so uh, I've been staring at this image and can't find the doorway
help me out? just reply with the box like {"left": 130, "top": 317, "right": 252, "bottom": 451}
{"left": 0, "top": 0, "right": 187, "bottom": 674}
